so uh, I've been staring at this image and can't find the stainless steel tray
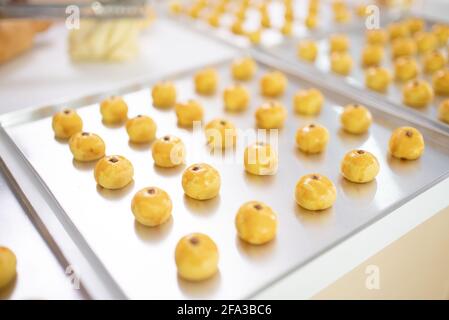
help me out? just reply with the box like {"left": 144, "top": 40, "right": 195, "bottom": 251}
{"left": 1, "top": 54, "right": 449, "bottom": 299}
{"left": 261, "top": 16, "right": 449, "bottom": 134}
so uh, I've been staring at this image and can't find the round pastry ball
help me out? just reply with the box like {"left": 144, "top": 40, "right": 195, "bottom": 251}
{"left": 365, "top": 67, "right": 391, "bottom": 92}
{"left": 175, "top": 99, "right": 204, "bottom": 127}
{"left": 330, "top": 51, "right": 353, "bottom": 75}
{"left": 402, "top": 79, "right": 434, "bottom": 108}
{"left": 100, "top": 96, "right": 128, "bottom": 124}
{"left": 414, "top": 31, "right": 438, "bottom": 54}
{"left": 340, "top": 104, "right": 372, "bottom": 134}
{"left": 151, "top": 81, "right": 177, "bottom": 108}
{"left": 175, "top": 233, "right": 219, "bottom": 281}
{"left": 126, "top": 115, "right": 157, "bottom": 143}
{"left": 394, "top": 56, "right": 419, "bottom": 81}
{"left": 0, "top": 246, "right": 17, "bottom": 288}
{"left": 246, "top": 29, "right": 262, "bottom": 45}
{"left": 388, "top": 22, "right": 409, "bottom": 41}
{"left": 422, "top": 51, "right": 446, "bottom": 74}
{"left": 432, "top": 24, "right": 449, "bottom": 47}
{"left": 69, "top": 132, "right": 106, "bottom": 162}
{"left": 52, "top": 109, "right": 83, "bottom": 139}
{"left": 94, "top": 155, "right": 134, "bottom": 189}
{"left": 305, "top": 14, "right": 318, "bottom": 29}
{"left": 244, "top": 142, "right": 278, "bottom": 176}
{"left": 152, "top": 135, "right": 185, "bottom": 168}
{"left": 341, "top": 150, "right": 380, "bottom": 183}
{"left": 131, "top": 187, "right": 172, "bottom": 227}
{"left": 405, "top": 17, "right": 425, "bottom": 35}
{"left": 293, "top": 88, "right": 324, "bottom": 115}
{"left": 260, "top": 71, "right": 288, "bottom": 97}
{"left": 295, "top": 174, "right": 336, "bottom": 211}
{"left": 438, "top": 100, "right": 449, "bottom": 124}
{"left": 194, "top": 68, "right": 218, "bottom": 95}
{"left": 235, "top": 201, "right": 278, "bottom": 245}
{"left": 223, "top": 84, "right": 250, "bottom": 112}
{"left": 296, "top": 123, "right": 329, "bottom": 154}
{"left": 391, "top": 37, "right": 417, "bottom": 59}
{"left": 297, "top": 40, "right": 318, "bottom": 62}
{"left": 255, "top": 101, "right": 287, "bottom": 129}
{"left": 389, "top": 127, "right": 425, "bottom": 160}
{"left": 231, "top": 57, "right": 257, "bottom": 81}
{"left": 182, "top": 163, "right": 221, "bottom": 200}
{"left": 361, "top": 44, "right": 384, "bottom": 67}
{"left": 432, "top": 69, "right": 449, "bottom": 95}
{"left": 366, "top": 29, "right": 388, "bottom": 45}
{"left": 205, "top": 118, "right": 237, "bottom": 149}
{"left": 329, "top": 34, "right": 350, "bottom": 52}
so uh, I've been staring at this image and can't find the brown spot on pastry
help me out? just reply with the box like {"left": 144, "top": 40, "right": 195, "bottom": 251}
{"left": 189, "top": 237, "right": 199, "bottom": 245}
{"left": 353, "top": 104, "right": 359, "bottom": 108}
{"left": 405, "top": 130, "right": 413, "bottom": 137}
{"left": 163, "top": 135, "right": 170, "bottom": 141}
{"left": 81, "top": 132, "right": 90, "bottom": 136}
{"left": 147, "top": 188, "right": 155, "bottom": 195}
{"left": 253, "top": 204, "right": 263, "bottom": 210}
{"left": 356, "top": 150, "right": 365, "bottom": 154}
{"left": 311, "top": 174, "right": 319, "bottom": 180}
{"left": 109, "top": 157, "right": 119, "bottom": 163}
{"left": 220, "top": 120, "right": 227, "bottom": 126}
{"left": 192, "top": 166, "right": 200, "bottom": 172}
{"left": 137, "top": 114, "right": 143, "bottom": 118}
{"left": 309, "top": 124, "right": 316, "bottom": 128}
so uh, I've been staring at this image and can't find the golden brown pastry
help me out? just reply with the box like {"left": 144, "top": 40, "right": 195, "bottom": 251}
{"left": 365, "top": 66, "right": 391, "bottom": 92}
{"left": 405, "top": 17, "right": 425, "bottom": 35}
{"left": 152, "top": 81, "right": 177, "bottom": 109}
{"left": 175, "top": 99, "right": 204, "bottom": 127}
{"left": 205, "top": 118, "right": 237, "bottom": 149}
{"left": 388, "top": 22, "right": 409, "bottom": 41}
{"left": 394, "top": 56, "right": 419, "bottom": 81}
{"left": 0, "top": 246, "right": 16, "bottom": 288}
{"left": 340, "top": 104, "right": 372, "bottom": 134}
{"left": 391, "top": 37, "right": 417, "bottom": 59}
{"left": 260, "top": 71, "right": 288, "bottom": 97}
{"left": 432, "top": 24, "right": 449, "bottom": 47}
{"left": 244, "top": 142, "right": 278, "bottom": 176}
{"left": 126, "top": 115, "right": 157, "bottom": 143}
{"left": 131, "top": 187, "right": 172, "bottom": 227}
{"left": 366, "top": 29, "right": 388, "bottom": 45}
{"left": 297, "top": 40, "right": 318, "bottom": 62}
{"left": 361, "top": 44, "right": 384, "bottom": 67}
{"left": 329, "top": 34, "right": 350, "bottom": 52}
{"left": 0, "top": 21, "right": 36, "bottom": 64}
{"left": 402, "top": 79, "right": 433, "bottom": 108}
{"left": 341, "top": 150, "right": 379, "bottom": 183}
{"left": 432, "top": 69, "right": 449, "bottom": 95}
{"left": 194, "top": 68, "right": 218, "bottom": 95}
{"left": 438, "top": 99, "right": 449, "bottom": 124}
{"left": 69, "top": 132, "right": 106, "bottom": 162}
{"left": 293, "top": 88, "right": 324, "bottom": 115}
{"left": 182, "top": 163, "right": 221, "bottom": 200}
{"left": 52, "top": 109, "right": 83, "bottom": 139}
{"left": 414, "top": 31, "right": 438, "bottom": 54}
{"left": 296, "top": 123, "right": 329, "bottom": 154}
{"left": 330, "top": 52, "right": 353, "bottom": 75}
{"left": 231, "top": 57, "right": 257, "bottom": 81}
{"left": 389, "top": 127, "right": 425, "bottom": 160}
{"left": 100, "top": 96, "right": 128, "bottom": 124}
{"left": 255, "top": 101, "right": 287, "bottom": 129}
{"left": 235, "top": 201, "right": 277, "bottom": 245}
{"left": 94, "top": 155, "right": 134, "bottom": 189}
{"left": 295, "top": 174, "right": 336, "bottom": 211}
{"left": 422, "top": 51, "right": 446, "bottom": 74}
{"left": 175, "top": 233, "right": 219, "bottom": 281}
{"left": 223, "top": 84, "right": 250, "bottom": 112}
{"left": 152, "top": 135, "right": 186, "bottom": 168}
{"left": 305, "top": 14, "right": 318, "bottom": 29}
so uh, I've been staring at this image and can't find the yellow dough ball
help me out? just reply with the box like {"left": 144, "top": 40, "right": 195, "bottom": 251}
{"left": 334, "top": 8, "right": 351, "bottom": 24}
{"left": 175, "top": 99, "right": 204, "bottom": 127}
{"left": 432, "top": 24, "right": 449, "bottom": 47}
{"left": 94, "top": 155, "right": 134, "bottom": 190}
{"left": 52, "top": 109, "right": 83, "bottom": 139}
{"left": 422, "top": 51, "right": 446, "bottom": 74}
{"left": 414, "top": 31, "right": 438, "bottom": 54}
{"left": 207, "top": 13, "right": 221, "bottom": 28}
{"left": 361, "top": 44, "right": 384, "bottom": 67}
{"left": 246, "top": 29, "right": 262, "bottom": 45}
{"left": 223, "top": 84, "right": 250, "bottom": 112}
{"left": 255, "top": 101, "right": 287, "bottom": 129}
{"left": 235, "top": 201, "right": 278, "bottom": 245}
{"left": 0, "top": 247, "right": 17, "bottom": 288}
{"left": 438, "top": 100, "right": 449, "bottom": 123}
{"left": 330, "top": 51, "right": 353, "bottom": 75}
{"left": 281, "top": 21, "right": 293, "bottom": 36}
{"left": 394, "top": 56, "right": 419, "bottom": 81}
{"left": 340, "top": 103, "right": 372, "bottom": 134}
{"left": 151, "top": 81, "right": 177, "bottom": 109}
{"left": 402, "top": 79, "right": 434, "bottom": 108}
{"left": 388, "top": 22, "right": 409, "bottom": 41}
{"left": 366, "top": 29, "right": 388, "bottom": 45}
{"left": 391, "top": 37, "right": 417, "bottom": 59}
{"left": 131, "top": 187, "right": 172, "bottom": 227}
{"left": 231, "top": 57, "right": 257, "bottom": 81}
{"left": 125, "top": 115, "right": 157, "bottom": 143}
{"left": 405, "top": 17, "right": 425, "bottom": 35}
{"left": 365, "top": 66, "right": 391, "bottom": 92}
{"left": 152, "top": 135, "right": 185, "bottom": 168}
{"left": 205, "top": 118, "right": 237, "bottom": 149}
{"left": 169, "top": 0, "right": 183, "bottom": 14}
{"left": 194, "top": 68, "right": 218, "bottom": 95}
{"left": 389, "top": 127, "right": 425, "bottom": 160}
{"left": 432, "top": 69, "right": 449, "bottom": 95}
{"left": 297, "top": 40, "right": 318, "bottom": 62}
{"left": 175, "top": 233, "right": 219, "bottom": 281}
{"left": 231, "top": 20, "right": 244, "bottom": 35}
{"left": 293, "top": 88, "right": 324, "bottom": 115}
{"left": 295, "top": 123, "right": 329, "bottom": 154}
{"left": 244, "top": 142, "right": 278, "bottom": 176}
{"left": 261, "top": 12, "right": 271, "bottom": 28}
{"left": 69, "top": 132, "right": 106, "bottom": 162}
{"left": 341, "top": 150, "right": 379, "bottom": 183}
{"left": 182, "top": 163, "right": 221, "bottom": 200}
{"left": 100, "top": 96, "right": 128, "bottom": 124}
{"left": 305, "top": 14, "right": 318, "bottom": 29}
{"left": 329, "top": 34, "right": 350, "bottom": 52}
{"left": 260, "top": 71, "right": 288, "bottom": 97}
{"left": 295, "top": 174, "right": 336, "bottom": 211}
{"left": 356, "top": 4, "right": 369, "bottom": 17}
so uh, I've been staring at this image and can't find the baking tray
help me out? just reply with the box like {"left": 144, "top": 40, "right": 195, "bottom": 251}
{"left": 1, "top": 53, "right": 449, "bottom": 299}
{"left": 261, "top": 15, "right": 449, "bottom": 134}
